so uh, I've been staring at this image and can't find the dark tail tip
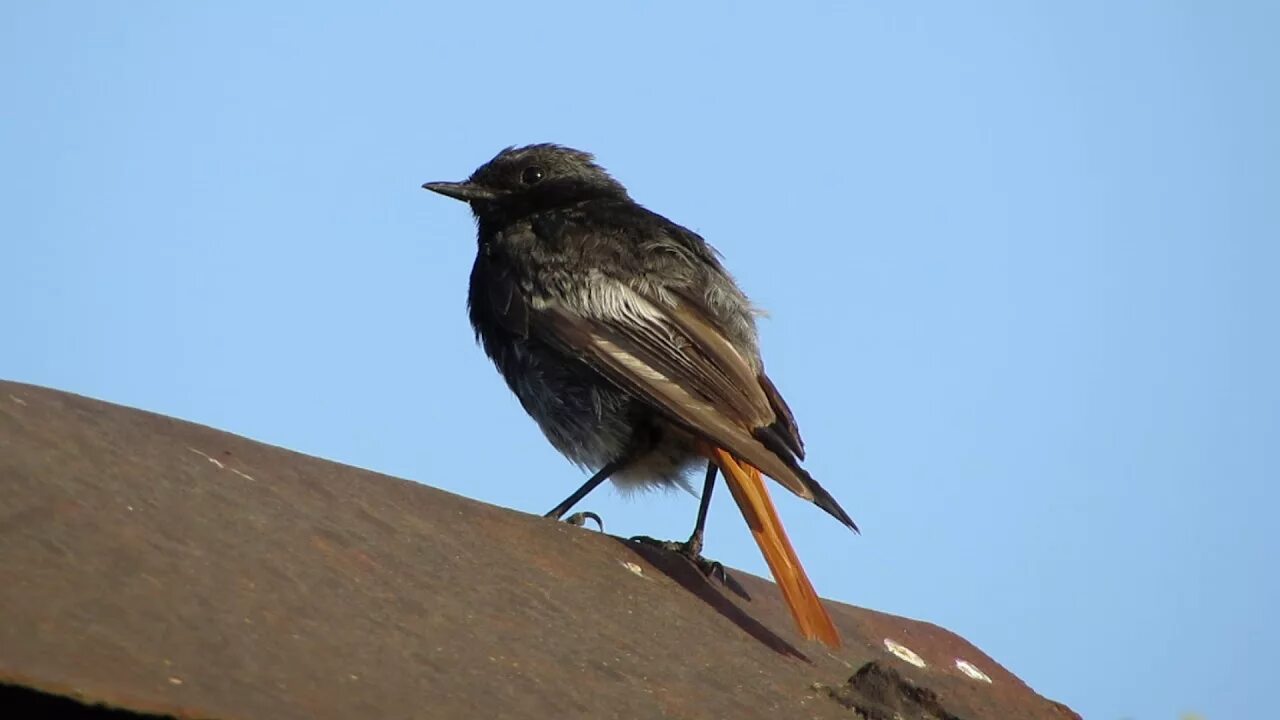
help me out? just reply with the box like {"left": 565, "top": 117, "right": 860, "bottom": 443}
{"left": 763, "top": 437, "right": 860, "bottom": 534}
{"left": 808, "top": 476, "right": 860, "bottom": 534}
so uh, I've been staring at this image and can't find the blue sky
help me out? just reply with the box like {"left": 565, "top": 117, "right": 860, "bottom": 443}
{"left": 2, "top": 3, "right": 1276, "bottom": 718}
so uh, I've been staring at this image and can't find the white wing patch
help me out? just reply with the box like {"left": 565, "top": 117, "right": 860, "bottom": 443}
{"left": 570, "top": 274, "right": 672, "bottom": 326}
{"left": 594, "top": 337, "right": 670, "bottom": 384}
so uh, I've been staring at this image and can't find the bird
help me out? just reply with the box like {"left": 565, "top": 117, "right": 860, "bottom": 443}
{"left": 422, "top": 144, "right": 857, "bottom": 646}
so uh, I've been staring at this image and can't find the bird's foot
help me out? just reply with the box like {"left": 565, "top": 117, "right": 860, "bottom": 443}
{"left": 628, "top": 535, "right": 751, "bottom": 600}
{"left": 560, "top": 511, "right": 604, "bottom": 531}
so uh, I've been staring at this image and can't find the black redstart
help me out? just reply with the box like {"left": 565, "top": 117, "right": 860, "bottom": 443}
{"left": 423, "top": 144, "right": 856, "bottom": 646}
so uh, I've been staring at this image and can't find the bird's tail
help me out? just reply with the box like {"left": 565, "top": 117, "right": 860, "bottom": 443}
{"left": 703, "top": 444, "right": 841, "bottom": 647}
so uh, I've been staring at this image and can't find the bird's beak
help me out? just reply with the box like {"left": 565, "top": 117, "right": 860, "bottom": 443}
{"left": 421, "top": 181, "right": 499, "bottom": 202}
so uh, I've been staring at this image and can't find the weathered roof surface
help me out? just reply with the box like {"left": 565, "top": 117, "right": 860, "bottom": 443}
{"left": 0, "top": 380, "right": 1078, "bottom": 719}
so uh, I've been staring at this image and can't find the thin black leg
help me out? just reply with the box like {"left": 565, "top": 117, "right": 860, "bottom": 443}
{"left": 544, "top": 454, "right": 631, "bottom": 520}
{"left": 685, "top": 461, "right": 718, "bottom": 557}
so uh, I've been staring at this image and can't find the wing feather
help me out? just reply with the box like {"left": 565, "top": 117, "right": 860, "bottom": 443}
{"left": 530, "top": 279, "right": 817, "bottom": 502}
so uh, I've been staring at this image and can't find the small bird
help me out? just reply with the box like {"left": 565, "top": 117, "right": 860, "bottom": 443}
{"left": 423, "top": 145, "right": 857, "bottom": 646}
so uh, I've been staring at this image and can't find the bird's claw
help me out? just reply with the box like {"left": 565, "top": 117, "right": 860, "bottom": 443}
{"left": 628, "top": 535, "right": 751, "bottom": 600}
{"left": 563, "top": 511, "right": 604, "bottom": 531}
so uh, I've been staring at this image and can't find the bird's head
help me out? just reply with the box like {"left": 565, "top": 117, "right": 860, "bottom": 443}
{"left": 423, "top": 144, "right": 629, "bottom": 220}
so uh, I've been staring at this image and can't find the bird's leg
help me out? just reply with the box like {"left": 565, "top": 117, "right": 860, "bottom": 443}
{"left": 547, "top": 426, "right": 664, "bottom": 530}
{"left": 631, "top": 462, "right": 750, "bottom": 599}
{"left": 683, "top": 460, "right": 717, "bottom": 557}
{"left": 544, "top": 454, "right": 633, "bottom": 531}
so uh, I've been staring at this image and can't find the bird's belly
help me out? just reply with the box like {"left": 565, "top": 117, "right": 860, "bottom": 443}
{"left": 496, "top": 340, "right": 633, "bottom": 465}
{"left": 610, "top": 426, "right": 703, "bottom": 493}
{"left": 492, "top": 339, "right": 700, "bottom": 490}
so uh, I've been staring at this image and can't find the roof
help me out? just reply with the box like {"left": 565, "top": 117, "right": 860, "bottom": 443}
{"left": 0, "top": 380, "right": 1078, "bottom": 719}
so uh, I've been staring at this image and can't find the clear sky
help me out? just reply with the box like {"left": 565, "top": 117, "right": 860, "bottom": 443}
{"left": 3, "top": 3, "right": 1275, "bottom": 718}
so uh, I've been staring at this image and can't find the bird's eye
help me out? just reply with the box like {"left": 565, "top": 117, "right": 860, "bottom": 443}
{"left": 521, "top": 166, "right": 545, "bottom": 185}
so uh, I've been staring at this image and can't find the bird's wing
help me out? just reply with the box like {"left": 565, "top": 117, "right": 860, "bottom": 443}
{"left": 530, "top": 278, "right": 853, "bottom": 647}
{"left": 528, "top": 276, "right": 854, "bottom": 530}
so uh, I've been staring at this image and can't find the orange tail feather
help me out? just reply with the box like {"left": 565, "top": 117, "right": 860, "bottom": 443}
{"left": 704, "top": 445, "right": 841, "bottom": 647}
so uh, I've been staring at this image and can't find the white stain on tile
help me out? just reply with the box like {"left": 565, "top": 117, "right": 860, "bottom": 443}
{"left": 955, "top": 658, "right": 992, "bottom": 683}
{"left": 883, "top": 638, "right": 926, "bottom": 668}
{"left": 188, "top": 447, "right": 255, "bottom": 480}
{"left": 187, "top": 447, "right": 225, "bottom": 469}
